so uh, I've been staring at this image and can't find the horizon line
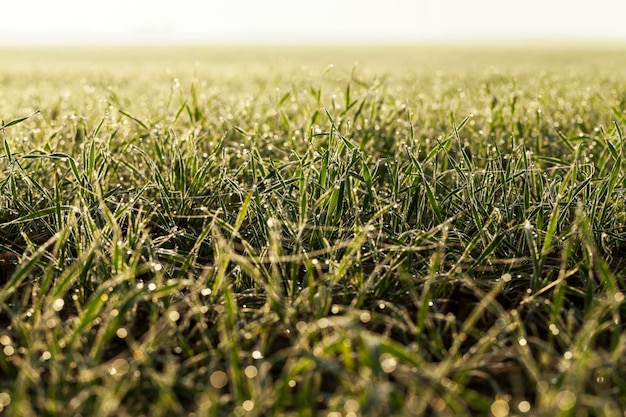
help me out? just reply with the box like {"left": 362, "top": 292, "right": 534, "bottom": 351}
{"left": 1, "top": 37, "right": 626, "bottom": 48}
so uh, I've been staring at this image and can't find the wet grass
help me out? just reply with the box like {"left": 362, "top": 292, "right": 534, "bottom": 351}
{"left": 1, "top": 45, "right": 626, "bottom": 416}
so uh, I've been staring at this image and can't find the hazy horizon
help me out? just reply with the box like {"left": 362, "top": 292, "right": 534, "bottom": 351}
{"left": 2, "top": 0, "right": 626, "bottom": 46}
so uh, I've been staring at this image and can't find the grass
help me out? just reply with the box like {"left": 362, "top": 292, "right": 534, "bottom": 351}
{"left": 0, "top": 44, "right": 625, "bottom": 416}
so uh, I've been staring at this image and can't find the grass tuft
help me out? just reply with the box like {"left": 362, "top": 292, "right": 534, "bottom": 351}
{"left": 1, "top": 45, "right": 626, "bottom": 415}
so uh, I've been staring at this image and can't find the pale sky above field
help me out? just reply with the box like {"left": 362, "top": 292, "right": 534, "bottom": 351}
{"left": 1, "top": 0, "right": 626, "bottom": 45}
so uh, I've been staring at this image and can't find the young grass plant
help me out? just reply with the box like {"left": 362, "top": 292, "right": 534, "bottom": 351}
{"left": 1, "top": 46, "right": 626, "bottom": 415}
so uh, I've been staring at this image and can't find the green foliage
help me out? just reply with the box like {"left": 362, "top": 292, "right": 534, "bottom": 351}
{"left": 0, "top": 45, "right": 625, "bottom": 416}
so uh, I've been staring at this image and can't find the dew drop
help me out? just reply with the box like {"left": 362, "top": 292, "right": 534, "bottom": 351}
{"left": 168, "top": 311, "right": 180, "bottom": 322}
{"left": 244, "top": 365, "right": 258, "bottom": 379}
{"left": 359, "top": 311, "right": 371, "bottom": 323}
{"left": 50, "top": 298, "right": 64, "bottom": 312}
{"left": 379, "top": 354, "right": 398, "bottom": 373}
{"left": 209, "top": 371, "right": 228, "bottom": 389}
{"left": 555, "top": 390, "right": 576, "bottom": 411}
{"left": 518, "top": 401, "right": 531, "bottom": 413}
{"left": 490, "top": 399, "right": 509, "bottom": 417}
{"left": 242, "top": 400, "right": 254, "bottom": 411}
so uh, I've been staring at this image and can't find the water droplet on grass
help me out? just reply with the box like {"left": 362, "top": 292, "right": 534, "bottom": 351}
{"left": 244, "top": 366, "right": 258, "bottom": 379}
{"left": 379, "top": 354, "right": 398, "bottom": 373}
{"left": 555, "top": 390, "right": 576, "bottom": 411}
{"left": 209, "top": 371, "right": 228, "bottom": 389}
{"left": 0, "top": 392, "right": 11, "bottom": 410}
{"left": 518, "top": 401, "right": 531, "bottom": 413}
{"left": 359, "top": 311, "right": 371, "bottom": 323}
{"left": 490, "top": 399, "right": 509, "bottom": 417}
{"left": 242, "top": 400, "right": 255, "bottom": 411}
{"left": 52, "top": 298, "right": 64, "bottom": 312}
{"left": 317, "top": 318, "right": 330, "bottom": 329}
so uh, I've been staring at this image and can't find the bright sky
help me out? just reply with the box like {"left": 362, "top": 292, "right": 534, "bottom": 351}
{"left": 1, "top": 0, "right": 626, "bottom": 45}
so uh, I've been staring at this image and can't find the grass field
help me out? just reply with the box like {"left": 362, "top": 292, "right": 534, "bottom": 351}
{"left": 1, "top": 45, "right": 626, "bottom": 416}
